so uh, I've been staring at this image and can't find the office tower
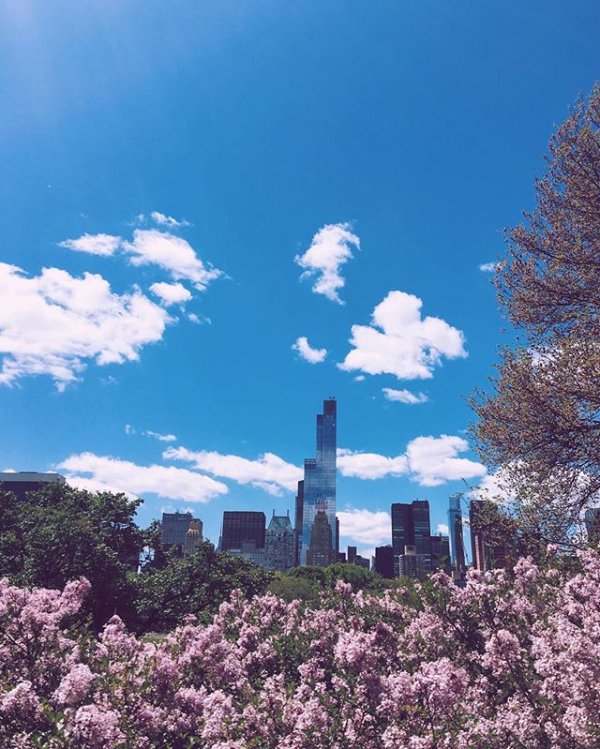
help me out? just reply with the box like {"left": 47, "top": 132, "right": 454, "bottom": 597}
{"left": 306, "top": 510, "right": 336, "bottom": 566}
{"left": 398, "top": 545, "right": 424, "bottom": 579}
{"left": 430, "top": 534, "right": 451, "bottom": 573}
{"left": 265, "top": 511, "right": 295, "bottom": 571}
{"left": 300, "top": 398, "right": 337, "bottom": 565}
{"left": 469, "top": 500, "right": 513, "bottom": 571}
{"left": 294, "top": 480, "right": 304, "bottom": 566}
{"left": 347, "top": 545, "right": 357, "bottom": 564}
{"left": 183, "top": 520, "right": 202, "bottom": 557}
{"left": 161, "top": 512, "right": 203, "bottom": 557}
{"left": 374, "top": 546, "right": 394, "bottom": 578}
{"left": 448, "top": 493, "right": 466, "bottom": 570}
{"left": 391, "top": 500, "right": 432, "bottom": 575}
{"left": 220, "top": 511, "right": 266, "bottom": 552}
{"left": 0, "top": 472, "right": 65, "bottom": 500}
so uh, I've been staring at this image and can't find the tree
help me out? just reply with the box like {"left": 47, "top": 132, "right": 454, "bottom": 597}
{"left": 473, "top": 84, "right": 600, "bottom": 544}
{"left": 131, "top": 541, "right": 272, "bottom": 632}
{"left": 0, "top": 482, "right": 143, "bottom": 628}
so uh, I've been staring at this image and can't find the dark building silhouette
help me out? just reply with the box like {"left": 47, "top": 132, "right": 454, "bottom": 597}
{"left": 306, "top": 509, "right": 335, "bottom": 567}
{"left": 448, "top": 494, "right": 466, "bottom": 571}
{"left": 294, "top": 480, "right": 304, "bottom": 566}
{"left": 161, "top": 511, "right": 203, "bottom": 557}
{"left": 430, "top": 534, "right": 451, "bottom": 574}
{"left": 469, "top": 500, "right": 513, "bottom": 571}
{"left": 374, "top": 546, "right": 394, "bottom": 578}
{"left": 391, "top": 500, "right": 432, "bottom": 575}
{"left": 265, "top": 511, "right": 295, "bottom": 571}
{"left": 0, "top": 472, "right": 65, "bottom": 500}
{"left": 300, "top": 399, "right": 337, "bottom": 565}
{"left": 220, "top": 511, "right": 265, "bottom": 552}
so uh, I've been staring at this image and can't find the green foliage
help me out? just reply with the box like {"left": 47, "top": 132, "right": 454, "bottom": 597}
{"left": 131, "top": 541, "right": 272, "bottom": 632}
{"left": 0, "top": 482, "right": 142, "bottom": 629}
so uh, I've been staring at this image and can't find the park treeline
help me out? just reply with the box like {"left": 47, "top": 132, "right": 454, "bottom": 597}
{"left": 0, "top": 482, "right": 391, "bottom": 633}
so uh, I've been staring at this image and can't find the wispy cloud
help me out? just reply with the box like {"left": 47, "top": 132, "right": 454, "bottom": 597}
{"left": 382, "top": 387, "right": 428, "bottom": 405}
{"left": 150, "top": 211, "right": 191, "bottom": 228}
{"left": 295, "top": 222, "right": 360, "bottom": 304}
{"left": 436, "top": 523, "right": 449, "bottom": 535}
{"left": 58, "top": 452, "right": 228, "bottom": 503}
{"left": 337, "top": 434, "right": 486, "bottom": 486}
{"left": 291, "top": 336, "right": 327, "bottom": 364}
{"left": 164, "top": 446, "right": 302, "bottom": 496}
{"left": 59, "top": 233, "right": 122, "bottom": 257}
{"left": 479, "top": 262, "right": 499, "bottom": 273}
{"left": 339, "top": 290, "right": 467, "bottom": 380}
{"left": 0, "top": 263, "right": 170, "bottom": 390}
{"left": 144, "top": 430, "right": 178, "bottom": 443}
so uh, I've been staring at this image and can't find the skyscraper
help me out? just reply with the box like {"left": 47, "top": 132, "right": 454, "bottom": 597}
{"left": 448, "top": 493, "right": 466, "bottom": 571}
{"left": 391, "top": 500, "right": 432, "bottom": 575}
{"left": 162, "top": 511, "right": 203, "bottom": 557}
{"left": 294, "top": 480, "right": 304, "bottom": 566}
{"left": 430, "top": 534, "right": 451, "bottom": 573}
{"left": 300, "top": 398, "right": 337, "bottom": 566}
{"left": 220, "top": 511, "right": 266, "bottom": 552}
{"left": 374, "top": 545, "right": 394, "bottom": 578}
{"left": 306, "top": 510, "right": 336, "bottom": 567}
{"left": 265, "top": 511, "right": 295, "bottom": 571}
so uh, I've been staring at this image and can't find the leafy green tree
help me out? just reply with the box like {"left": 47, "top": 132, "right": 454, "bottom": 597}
{"left": 131, "top": 541, "right": 272, "bottom": 632}
{"left": 0, "top": 482, "right": 143, "bottom": 629}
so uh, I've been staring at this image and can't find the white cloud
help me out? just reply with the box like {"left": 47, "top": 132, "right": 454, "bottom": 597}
{"left": 58, "top": 452, "right": 228, "bottom": 503}
{"left": 59, "top": 233, "right": 122, "bottom": 257}
{"left": 337, "top": 448, "right": 408, "bottom": 480}
{"left": 295, "top": 222, "right": 360, "bottom": 304}
{"left": 337, "top": 509, "right": 391, "bottom": 545}
{"left": 337, "top": 435, "right": 486, "bottom": 486}
{"left": 339, "top": 291, "right": 467, "bottom": 381}
{"left": 436, "top": 523, "right": 449, "bottom": 535}
{"left": 405, "top": 435, "right": 486, "bottom": 487}
{"left": 479, "top": 262, "right": 499, "bottom": 273}
{"left": 164, "top": 446, "right": 302, "bottom": 496}
{"left": 291, "top": 336, "right": 327, "bottom": 364}
{"left": 383, "top": 387, "right": 428, "bottom": 405}
{"left": 123, "top": 230, "right": 223, "bottom": 289}
{"left": 149, "top": 281, "right": 192, "bottom": 306}
{"left": 150, "top": 211, "right": 190, "bottom": 228}
{"left": 144, "top": 430, "right": 178, "bottom": 443}
{"left": 354, "top": 375, "right": 365, "bottom": 382}
{"left": 0, "top": 263, "right": 170, "bottom": 390}
{"left": 124, "top": 424, "right": 136, "bottom": 435}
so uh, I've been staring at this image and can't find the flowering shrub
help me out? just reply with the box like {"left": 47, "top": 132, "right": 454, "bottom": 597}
{"left": 2, "top": 550, "right": 600, "bottom": 748}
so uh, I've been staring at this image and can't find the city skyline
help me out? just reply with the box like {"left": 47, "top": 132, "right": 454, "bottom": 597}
{"left": 0, "top": 3, "right": 597, "bottom": 560}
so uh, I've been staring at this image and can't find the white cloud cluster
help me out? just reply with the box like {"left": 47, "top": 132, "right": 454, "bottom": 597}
{"left": 164, "top": 446, "right": 303, "bottom": 496}
{"left": 337, "top": 449, "right": 408, "bottom": 480}
{"left": 339, "top": 291, "right": 467, "bottom": 380}
{"left": 149, "top": 281, "right": 193, "bottom": 306}
{"left": 144, "top": 430, "right": 178, "bottom": 443}
{"left": 436, "top": 523, "right": 449, "bottom": 535}
{"left": 382, "top": 387, "right": 428, "bottom": 405}
{"left": 58, "top": 452, "right": 228, "bottom": 503}
{"left": 61, "top": 224, "right": 223, "bottom": 291}
{"left": 337, "top": 509, "right": 391, "bottom": 545}
{"left": 337, "top": 435, "right": 486, "bottom": 487}
{"left": 291, "top": 336, "right": 327, "bottom": 364}
{"left": 0, "top": 263, "right": 170, "bottom": 389}
{"left": 295, "top": 222, "right": 360, "bottom": 304}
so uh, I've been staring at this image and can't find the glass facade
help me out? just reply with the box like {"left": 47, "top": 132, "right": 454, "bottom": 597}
{"left": 220, "top": 511, "right": 266, "bottom": 551}
{"left": 391, "top": 500, "right": 432, "bottom": 575}
{"left": 448, "top": 493, "right": 466, "bottom": 570}
{"left": 300, "top": 398, "right": 337, "bottom": 566}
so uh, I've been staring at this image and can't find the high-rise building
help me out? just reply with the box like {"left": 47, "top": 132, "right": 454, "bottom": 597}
{"left": 430, "top": 534, "right": 451, "bottom": 574}
{"left": 374, "top": 546, "right": 394, "bottom": 578}
{"left": 265, "top": 511, "right": 295, "bottom": 571}
{"left": 0, "top": 472, "right": 65, "bottom": 500}
{"left": 469, "top": 500, "right": 513, "bottom": 571}
{"left": 220, "top": 511, "right": 266, "bottom": 552}
{"left": 183, "top": 520, "right": 202, "bottom": 557}
{"left": 306, "top": 509, "right": 336, "bottom": 567}
{"left": 294, "top": 480, "right": 304, "bottom": 566}
{"left": 448, "top": 493, "right": 466, "bottom": 571}
{"left": 300, "top": 398, "right": 337, "bottom": 566}
{"left": 398, "top": 545, "right": 424, "bottom": 579}
{"left": 161, "top": 512, "right": 203, "bottom": 557}
{"left": 391, "top": 500, "right": 432, "bottom": 575}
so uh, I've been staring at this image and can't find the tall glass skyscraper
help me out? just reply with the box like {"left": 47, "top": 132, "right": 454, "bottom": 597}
{"left": 448, "top": 493, "right": 466, "bottom": 570}
{"left": 299, "top": 398, "right": 337, "bottom": 566}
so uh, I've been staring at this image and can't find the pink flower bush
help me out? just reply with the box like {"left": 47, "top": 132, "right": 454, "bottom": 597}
{"left": 3, "top": 550, "right": 600, "bottom": 747}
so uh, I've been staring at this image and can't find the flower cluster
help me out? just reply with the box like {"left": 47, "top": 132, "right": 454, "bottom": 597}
{"left": 2, "top": 551, "right": 600, "bottom": 748}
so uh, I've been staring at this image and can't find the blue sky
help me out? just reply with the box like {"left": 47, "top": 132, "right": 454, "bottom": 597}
{"left": 1, "top": 1, "right": 598, "bottom": 559}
